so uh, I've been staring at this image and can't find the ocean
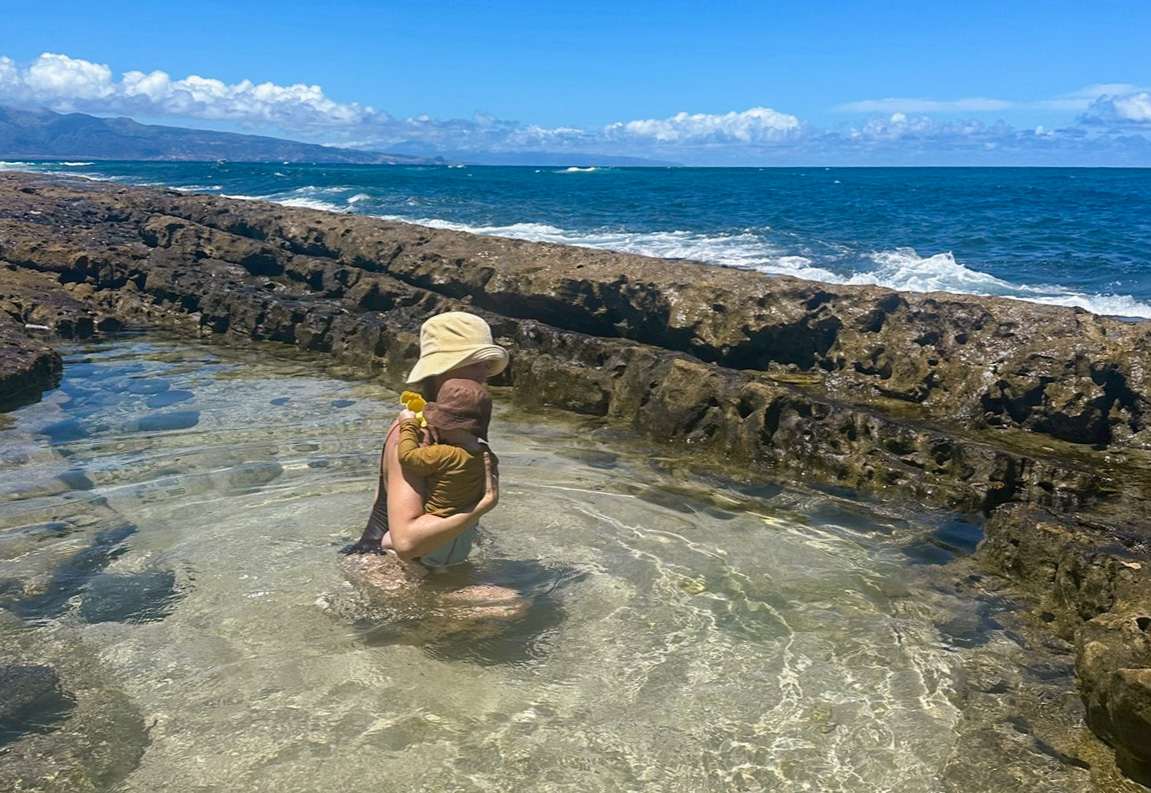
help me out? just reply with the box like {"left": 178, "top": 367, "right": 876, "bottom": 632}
{"left": 4, "top": 160, "right": 1150, "bottom": 318}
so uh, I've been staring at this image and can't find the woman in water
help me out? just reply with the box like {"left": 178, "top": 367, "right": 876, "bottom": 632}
{"left": 343, "top": 311, "right": 507, "bottom": 566}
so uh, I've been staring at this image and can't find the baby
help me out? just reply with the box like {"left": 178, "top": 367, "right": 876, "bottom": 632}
{"left": 397, "top": 377, "right": 496, "bottom": 526}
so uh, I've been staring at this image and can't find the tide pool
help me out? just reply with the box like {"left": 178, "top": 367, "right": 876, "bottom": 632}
{"left": 0, "top": 337, "right": 1105, "bottom": 792}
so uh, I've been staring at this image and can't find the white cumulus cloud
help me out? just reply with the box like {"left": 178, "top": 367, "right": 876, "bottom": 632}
{"left": 0, "top": 52, "right": 371, "bottom": 130}
{"left": 23, "top": 52, "right": 114, "bottom": 100}
{"left": 0, "top": 56, "right": 17, "bottom": 87}
{"left": 607, "top": 107, "right": 802, "bottom": 144}
{"left": 849, "top": 113, "right": 995, "bottom": 141}
{"left": 1082, "top": 90, "right": 1151, "bottom": 125}
{"left": 1035, "top": 83, "right": 1148, "bottom": 111}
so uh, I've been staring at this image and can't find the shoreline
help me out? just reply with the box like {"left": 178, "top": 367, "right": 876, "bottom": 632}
{"left": 1, "top": 170, "right": 1149, "bottom": 785}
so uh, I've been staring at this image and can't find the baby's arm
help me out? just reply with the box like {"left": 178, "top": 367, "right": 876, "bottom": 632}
{"left": 396, "top": 418, "right": 446, "bottom": 476}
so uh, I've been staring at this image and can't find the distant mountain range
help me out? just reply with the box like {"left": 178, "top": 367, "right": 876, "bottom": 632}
{"left": 0, "top": 106, "right": 680, "bottom": 167}
{"left": 0, "top": 106, "right": 441, "bottom": 164}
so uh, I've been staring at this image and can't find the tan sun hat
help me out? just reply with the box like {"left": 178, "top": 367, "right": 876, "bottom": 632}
{"left": 405, "top": 311, "right": 510, "bottom": 384}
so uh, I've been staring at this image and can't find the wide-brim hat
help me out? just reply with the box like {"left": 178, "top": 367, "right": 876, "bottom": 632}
{"left": 423, "top": 378, "right": 493, "bottom": 439}
{"left": 405, "top": 312, "right": 510, "bottom": 385}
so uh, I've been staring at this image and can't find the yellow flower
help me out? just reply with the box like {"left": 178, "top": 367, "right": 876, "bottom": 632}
{"left": 400, "top": 391, "right": 428, "bottom": 427}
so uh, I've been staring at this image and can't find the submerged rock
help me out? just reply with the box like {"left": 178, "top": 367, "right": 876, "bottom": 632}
{"left": 77, "top": 570, "right": 180, "bottom": 624}
{"left": 219, "top": 461, "right": 283, "bottom": 492}
{"left": 0, "top": 664, "right": 74, "bottom": 745}
{"left": 132, "top": 410, "right": 200, "bottom": 432}
{"left": 145, "top": 388, "right": 194, "bottom": 408}
{"left": 2, "top": 523, "right": 136, "bottom": 622}
{"left": 39, "top": 417, "right": 88, "bottom": 442}
{"left": 0, "top": 657, "right": 148, "bottom": 793}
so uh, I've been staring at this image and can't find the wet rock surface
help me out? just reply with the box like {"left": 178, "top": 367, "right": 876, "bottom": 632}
{"left": 1, "top": 170, "right": 1149, "bottom": 784}
{"left": 979, "top": 504, "right": 1151, "bottom": 784}
{"left": 0, "top": 304, "right": 62, "bottom": 411}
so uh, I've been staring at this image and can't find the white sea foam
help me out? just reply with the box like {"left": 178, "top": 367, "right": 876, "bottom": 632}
{"left": 841, "top": 248, "right": 1151, "bottom": 319}
{"left": 1020, "top": 292, "right": 1151, "bottom": 319}
{"left": 239, "top": 185, "right": 353, "bottom": 213}
{"left": 0, "top": 161, "right": 111, "bottom": 183}
{"left": 346, "top": 193, "right": 371, "bottom": 204}
{"left": 559, "top": 166, "right": 598, "bottom": 173}
{"left": 380, "top": 214, "right": 841, "bottom": 280}
{"left": 61, "top": 162, "right": 93, "bottom": 166}
{"left": 846, "top": 249, "right": 1019, "bottom": 294}
{"left": 277, "top": 196, "right": 347, "bottom": 212}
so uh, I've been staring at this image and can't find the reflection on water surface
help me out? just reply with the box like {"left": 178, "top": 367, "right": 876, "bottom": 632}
{"left": 0, "top": 338, "right": 1107, "bottom": 792}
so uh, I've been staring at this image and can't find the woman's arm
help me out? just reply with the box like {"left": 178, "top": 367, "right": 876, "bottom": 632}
{"left": 383, "top": 421, "right": 499, "bottom": 562}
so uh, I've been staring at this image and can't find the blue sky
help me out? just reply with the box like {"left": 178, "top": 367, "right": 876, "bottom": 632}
{"left": 1, "top": 0, "right": 1149, "bottom": 165}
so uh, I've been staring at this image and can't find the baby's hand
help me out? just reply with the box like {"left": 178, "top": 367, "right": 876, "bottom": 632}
{"left": 399, "top": 409, "right": 417, "bottom": 420}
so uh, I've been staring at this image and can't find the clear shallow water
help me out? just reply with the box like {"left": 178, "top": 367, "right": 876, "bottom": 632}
{"left": 0, "top": 337, "right": 1103, "bottom": 792}
{"left": 4, "top": 160, "right": 1151, "bottom": 318}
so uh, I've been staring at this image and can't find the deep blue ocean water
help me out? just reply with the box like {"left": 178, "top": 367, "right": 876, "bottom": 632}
{"left": 5, "top": 160, "right": 1151, "bottom": 317}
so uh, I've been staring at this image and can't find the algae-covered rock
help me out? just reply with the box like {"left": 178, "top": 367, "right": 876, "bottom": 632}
{"left": 0, "top": 663, "right": 148, "bottom": 793}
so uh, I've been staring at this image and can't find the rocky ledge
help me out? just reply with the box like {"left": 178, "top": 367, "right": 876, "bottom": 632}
{"left": 1, "top": 171, "right": 1149, "bottom": 783}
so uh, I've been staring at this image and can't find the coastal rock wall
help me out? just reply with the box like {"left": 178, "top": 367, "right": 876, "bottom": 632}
{"left": 101, "top": 180, "right": 1151, "bottom": 451}
{"left": 8, "top": 172, "right": 1150, "bottom": 450}
{"left": 0, "top": 174, "right": 1131, "bottom": 514}
{"left": 2, "top": 171, "right": 1150, "bottom": 782}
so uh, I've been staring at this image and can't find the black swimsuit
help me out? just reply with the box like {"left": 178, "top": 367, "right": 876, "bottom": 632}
{"left": 341, "top": 426, "right": 397, "bottom": 555}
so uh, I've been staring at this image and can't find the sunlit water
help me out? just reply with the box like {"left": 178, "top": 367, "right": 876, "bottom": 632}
{"left": 0, "top": 337, "right": 1101, "bottom": 792}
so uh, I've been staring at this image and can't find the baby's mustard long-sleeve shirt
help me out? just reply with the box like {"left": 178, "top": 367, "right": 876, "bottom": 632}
{"left": 396, "top": 418, "right": 489, "bottom": 518}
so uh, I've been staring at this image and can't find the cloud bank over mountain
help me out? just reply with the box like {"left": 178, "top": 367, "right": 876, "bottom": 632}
{"left": 1, "top": 52, "right": 1148, "bottom": 166}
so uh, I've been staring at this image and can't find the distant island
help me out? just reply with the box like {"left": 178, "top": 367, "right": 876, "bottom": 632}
{"left": 0, "top": 105, "right": 441, "bottom": 165}
{"left": 0, "top": 105, "right": 679, "bottom": 167}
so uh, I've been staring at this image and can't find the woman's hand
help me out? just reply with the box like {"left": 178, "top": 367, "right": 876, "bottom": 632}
{"left": 475, "top": 451, "right": 500, "bottom": 514}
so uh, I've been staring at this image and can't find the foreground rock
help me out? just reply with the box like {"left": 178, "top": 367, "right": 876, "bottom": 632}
{"left": 0, "top": 266, "right": 121, "bottom": 408}
{"left": 0, "top": 312, "right": 59, "bottom": 409}
{"left": 980, "top": 504, "right": 1151, "bottom": 785}
{"left": 0, "top": 171, "right": 1149, "bottom": 782}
